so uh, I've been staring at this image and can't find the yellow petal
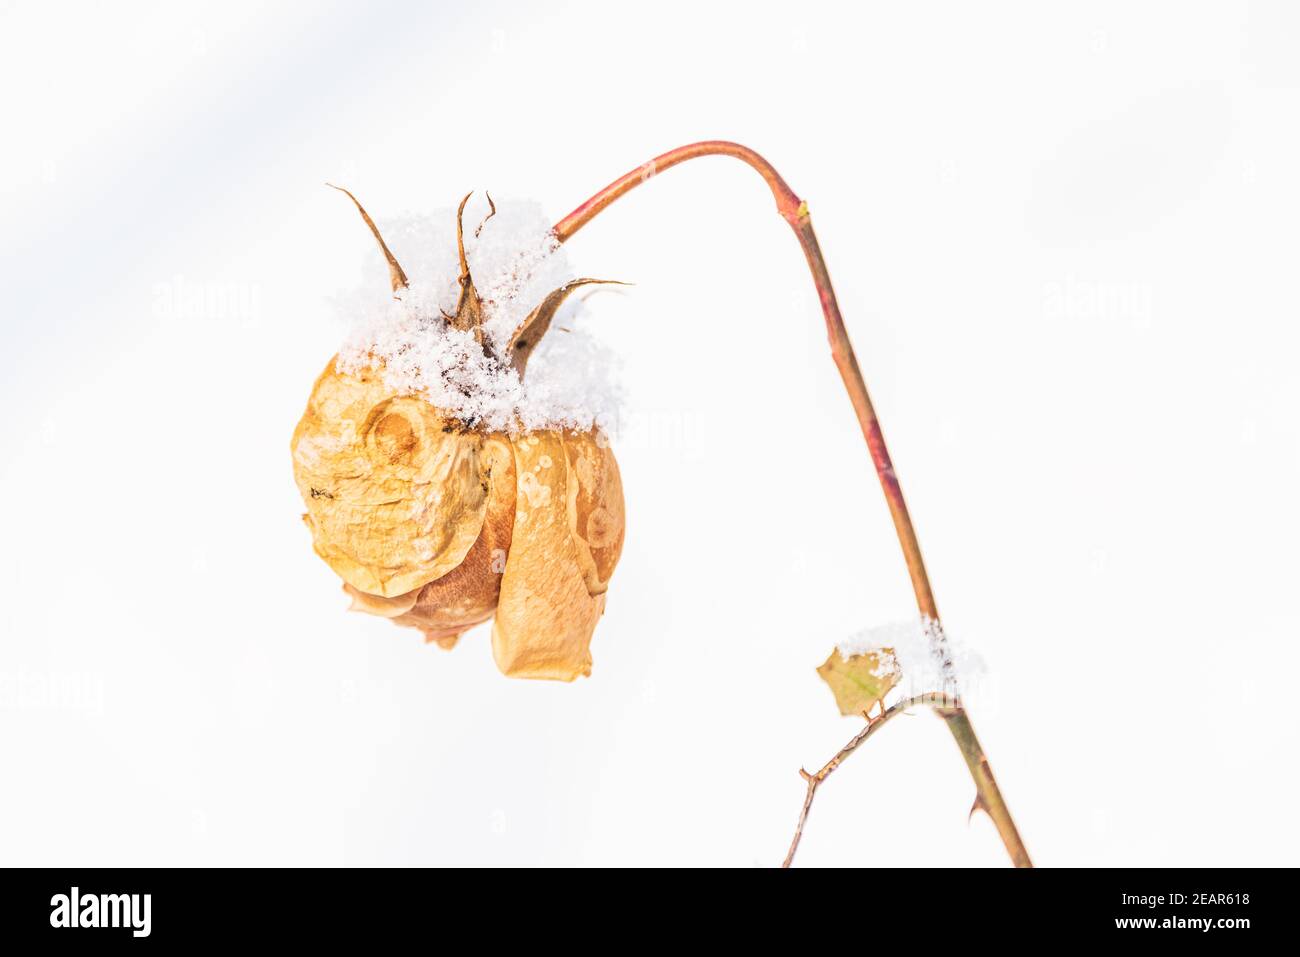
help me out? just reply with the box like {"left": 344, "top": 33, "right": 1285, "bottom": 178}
{"left": 391, "top": 435, "right": 516, "bottom": 640}
{"left": 343, "top": 583, "right": 418, "bottom": 618}
{"left": 492, "top": 431, "right": 604, "bottom": 680}
{"left": 562, "top": 429, "right": 625, "bottom": 596}
{"left": 291, "top": 359, "right": 490, "bottom": 597}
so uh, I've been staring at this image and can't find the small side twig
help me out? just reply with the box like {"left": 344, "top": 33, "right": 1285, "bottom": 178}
{"left": 782, "top": 693, "right": 956, "bottom": 868}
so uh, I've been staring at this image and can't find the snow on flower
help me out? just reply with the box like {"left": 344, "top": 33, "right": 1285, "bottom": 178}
{"left": 333, "top": 195, "right": 623, "bottom": 434}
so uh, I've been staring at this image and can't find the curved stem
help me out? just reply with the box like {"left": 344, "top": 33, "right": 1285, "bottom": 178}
{"left": 554, "top": 141, "right": 1031, "bottom": 868}
{"left": 555, "top": 141, "right": 936, "bottom": 612}
{"left": 554, "top": 140, "right": 806, "bottom": 239}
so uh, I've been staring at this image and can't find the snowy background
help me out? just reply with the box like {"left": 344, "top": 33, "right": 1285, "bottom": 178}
{"left": 1, "top": 0, "right": 1297, "bottom": 866}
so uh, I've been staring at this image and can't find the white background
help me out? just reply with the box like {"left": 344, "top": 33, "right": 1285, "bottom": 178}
{"left": 1, "top": 0, "right": 1297, "bottom": 867}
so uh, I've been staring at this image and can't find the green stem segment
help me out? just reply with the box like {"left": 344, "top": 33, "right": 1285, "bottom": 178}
{"left": 939, "top": 707, "right": 1032, "bottom": 867}
{"left": 554, "top": 141, "right": 1031, "bottom": 868}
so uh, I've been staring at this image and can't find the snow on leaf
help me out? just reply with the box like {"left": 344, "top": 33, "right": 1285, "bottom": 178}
{"left": 837, "top": 618, "right": 982, "bottom": 700}
{"left": 816, "top": 649, "right": 901, "bottom": 717}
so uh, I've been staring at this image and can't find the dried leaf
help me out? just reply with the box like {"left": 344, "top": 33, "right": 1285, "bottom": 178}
{"left": 816, "top": 649, "right": 901, "bottom": 717}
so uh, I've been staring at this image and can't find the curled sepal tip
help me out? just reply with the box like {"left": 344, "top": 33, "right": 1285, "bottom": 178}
{"left": 507, "top": 279, "right": 628, "bottom": 378}
{"left": 325, "top": 183, "right": 409, "bottom": 295}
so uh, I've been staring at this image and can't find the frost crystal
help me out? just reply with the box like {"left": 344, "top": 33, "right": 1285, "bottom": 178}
{"left": 836, "top": 617, "right": 984, "bottom": 699}
{"left": 333, "top": 196, "right": 622, "bottom": 434}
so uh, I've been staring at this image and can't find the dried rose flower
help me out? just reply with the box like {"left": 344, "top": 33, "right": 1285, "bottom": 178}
{"left": 291, "top": 191, "right": 623, "bottom": 680}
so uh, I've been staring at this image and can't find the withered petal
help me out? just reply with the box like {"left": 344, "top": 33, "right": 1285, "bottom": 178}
{"left": 291, "top": 358, "right": 490, "bottom": 597}
{"left": 344, "top": 583, "right": 419, "bottom": 618}
{"left": 427, "top": 631, "right": 463, "bottom": 650}
{"left": 491, "top": 431, "right": 605, "bottom": 681}
{"left": 562, "top": 429, "right": 625, "bottom": 596}
{"left": 386, "top": 435, "right": 516, "bottom": 637}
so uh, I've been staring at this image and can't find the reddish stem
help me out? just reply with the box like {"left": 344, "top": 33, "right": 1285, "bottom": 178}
{"left": 556, "top": 141, "right": 805, "bottom": 233}
{"left": 556, "top": 142, "right": 936, "bottom": 615}
{"left": 554, "top": 141, "right": 1031, "bottom": 868}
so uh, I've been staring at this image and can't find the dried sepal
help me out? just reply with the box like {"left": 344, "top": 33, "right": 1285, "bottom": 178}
{"left": 474, "top": 191, "right": 496, "bottom": 238}
{"left": 326, "top": 184, "right": 409, "bottom": 294}
{"left": 445, "top": 192, "right": 487, "bottom": 343}
{"left": 506, "top": 279, "right": 626, "bottom": 378}
{"left": 816, "top": 649, "right": 901, "bottom": 717}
